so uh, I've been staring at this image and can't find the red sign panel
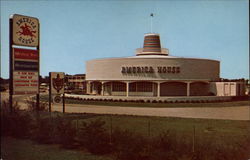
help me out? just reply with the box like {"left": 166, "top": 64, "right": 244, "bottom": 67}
{"left": 14, "top": 48, "right": 39, "bottom": 60}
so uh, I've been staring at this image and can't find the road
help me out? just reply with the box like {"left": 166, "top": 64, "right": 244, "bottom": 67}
{"left": 52, "top": 103, "right": 250, "bottom": 120}
{"left": 1, "top": 92, "right": 250, "bottom": 120}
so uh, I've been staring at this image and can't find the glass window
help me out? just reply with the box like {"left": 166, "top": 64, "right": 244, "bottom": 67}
{"left": 112, "top": 82, "right": 126, "bottom": 92}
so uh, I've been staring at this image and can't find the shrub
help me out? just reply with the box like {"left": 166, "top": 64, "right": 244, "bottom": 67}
{"left": 2, "top": 100, "right": 20, "bottom": 113}
{"left": 150, "top": 131, "right": 179, "bottom": 160}
{"left": 32, "top": 117, "right": 55, "bottom": 143}
{"left": 112, "top": 128, "right": 150, "bottom": 160}
{"left": 1, "top": 100, "right": 33, "bottom": 138}
{"left": 2, "top": 112, "right": 33, "bottom": 138}
{"left": 0, "top": 86, "right": 6, "bottom": 92}
{"left": 77, "top": 119, "right": 111, "bottom": 154}
{"left": 26, "top": 98, "right": 48, "bottom": 112}
{"left": 54, "top": 116, "right": 76, "bottom": 148}
{"left": 152, "top": 100, "right": 157, "bottom": 103}
{"left": 139, "top": 99, "right": 144, "bottom": 103}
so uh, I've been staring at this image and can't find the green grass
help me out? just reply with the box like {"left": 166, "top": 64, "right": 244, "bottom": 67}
{"left": 2, "top": 111, "right": 250, "bottom": 160}
{"left": 67, "top": 113, "right": 250, "bottom": 154}
{"left": 73, "top": 114, "right": 250, "bottom": 137}
{"left": 36, "top": 111, "right": 250, "bottom": 143}
{"left": 1, "top": 136, "right": 112, "bottom": 160}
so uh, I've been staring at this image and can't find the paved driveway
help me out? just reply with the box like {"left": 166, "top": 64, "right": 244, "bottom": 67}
{"left": 1, "top": 92, "right": 250, "bottom": 120}
{"left": 52, "top": 103, "right": 250, "bottom": 120}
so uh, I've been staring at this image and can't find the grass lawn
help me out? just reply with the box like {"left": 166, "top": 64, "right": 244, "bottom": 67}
{"left": 74, "top": 113, "right": 250, "bottom": 135}
{"left": 1, "top": 136, "right": 112, "bottom": 160}
{"left": 68, "top": 113, "right": 250, "bottom": 152}
{"left": 2, "top": 111, "right": 250, "bottom": 160}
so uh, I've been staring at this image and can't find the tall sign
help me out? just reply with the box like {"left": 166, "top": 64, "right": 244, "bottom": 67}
{"left": 49, "top": 72, "right": 65, "bottom": 112}
{"left": 10, "top": 14, "right": 40, "bottom": 96}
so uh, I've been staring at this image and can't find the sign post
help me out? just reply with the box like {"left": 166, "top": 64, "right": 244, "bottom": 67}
{"left": 49, "top": 72, "right": 65, "bottom": 113}
{"left": 9, "top": 14, "right": 40, "bottom": 112}
{"left": 9, "top": 17, "right": 13, "bottom": 113}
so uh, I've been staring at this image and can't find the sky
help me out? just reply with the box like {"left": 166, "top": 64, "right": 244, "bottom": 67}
{"left": 1, "top": 0, "right": 249, "bottom": 79}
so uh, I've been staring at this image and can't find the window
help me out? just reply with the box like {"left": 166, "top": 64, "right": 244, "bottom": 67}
{"left": 112, "top": 82, "right": 126, "bottom": 92}
{"left": 129, "top": 82, "right": 153, "bottom": 92}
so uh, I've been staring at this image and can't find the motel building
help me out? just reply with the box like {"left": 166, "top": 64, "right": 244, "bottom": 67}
{"left": 85, "top": 33, "right": 245, "bottom": 98}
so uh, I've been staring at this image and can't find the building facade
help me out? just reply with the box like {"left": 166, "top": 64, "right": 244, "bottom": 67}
{"left": 65, "top": 74, "right": 86, "bottom": 93}
{"left": 85, "top": 33, "right": 245, "bottom": 97}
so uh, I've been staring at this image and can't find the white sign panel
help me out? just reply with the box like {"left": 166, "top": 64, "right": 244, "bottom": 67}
{"left": 13, "top": 71, "right": 39, "bottom": 95}
{"left": 50, "top": 72, "right": 65, "bottom": 94}
{"left": 12, "top": 14, "right": 39, "bottom": 47}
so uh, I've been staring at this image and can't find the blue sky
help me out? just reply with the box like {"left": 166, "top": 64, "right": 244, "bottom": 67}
{"left": 1, "top": 0, "right": 249, "bottom": 79}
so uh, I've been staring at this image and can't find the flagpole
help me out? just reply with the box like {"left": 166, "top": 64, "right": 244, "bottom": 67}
{"left": 150, "top": 13, "right": 153, "bottom": 33}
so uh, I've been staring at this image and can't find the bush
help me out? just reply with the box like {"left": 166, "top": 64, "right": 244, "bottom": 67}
{"left": 139, "top": 99, "right": 144, "bottom": 103}
{"left": 32, "top": 118, "right": 52, "bottom": 143}
{"left": 54, "top": 116, "right": 76, "bottom": 148}
{"left": 2, "top": 112, "right": 33, "bottom": 138}
{"left": 1, "top": 100, "right": 20, "bottom": 113}
{"left": 150, "top": 131, "right": 179, "bottom": 160}
{"left": 112, "top": 128, "right": 150, "bottom": 160}
{"left": 26, "top": 98, "right": 48, "bottom": 112}
{"left": 1, "top": 100, "right": 33, "bottom": 138}
{"left": 152, "top": 100, "right": 157, "bottom": 103}
{"left": 77, "top": 119, "right": 111, "bottom": 154}
{"left": 0, "top": 86, "right": 6, "bottom": 92}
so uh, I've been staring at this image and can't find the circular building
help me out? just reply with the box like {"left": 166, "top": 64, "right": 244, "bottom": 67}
{"left": 86, "top": 33, "right": 220, "bottom": 97}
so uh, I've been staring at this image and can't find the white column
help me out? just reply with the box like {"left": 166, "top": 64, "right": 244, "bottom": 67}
{"left": 101, "top": 82, "right": 104, "bottom": 96}
{"left": 157, "top": 82, "right": 161, "bottom": 97}
{"left": 187, "top": 82, "right": 190, "bottom": 96}
{"left": 126, "top": 82, "right": 129, "bottom": 97}
{"left": 87, "top": 81, "right": 91, "bottom": 94}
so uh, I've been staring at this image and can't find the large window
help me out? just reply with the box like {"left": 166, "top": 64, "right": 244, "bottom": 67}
{"left": 112, "top": 82, "right": 126, "bottom": 92}
{"left": 129, "top": 83, "right": 136, "bottom": 92}
{"left": 129, "top": 82, "right": 153, "bottom": 92}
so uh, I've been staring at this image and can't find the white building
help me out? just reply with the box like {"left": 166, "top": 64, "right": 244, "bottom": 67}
{"left": 85, "top": 33, "right": 245, "bottom": 97}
